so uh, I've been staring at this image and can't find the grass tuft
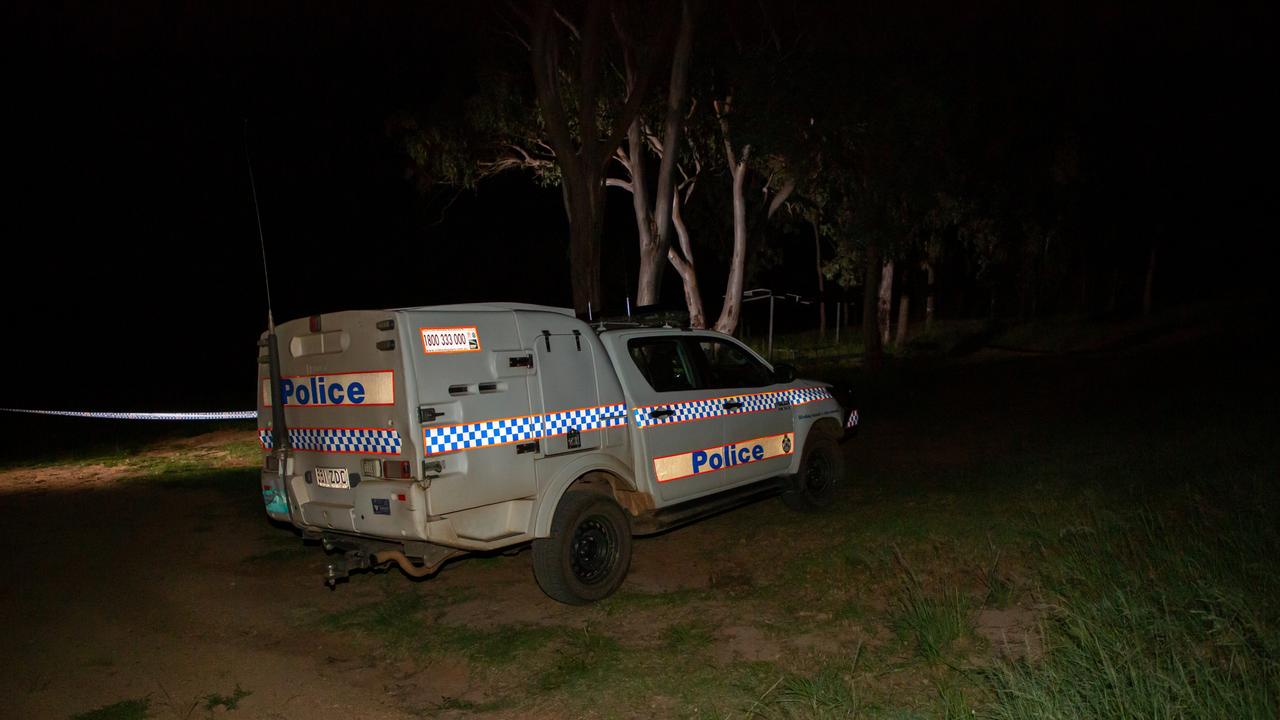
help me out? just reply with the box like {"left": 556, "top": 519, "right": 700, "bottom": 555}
{"left": 746, "top": 647, "right": 866, "bottom": 720}
{"left": 979, "top": 547, "right": 1013, "bottom": 609}
{"left": 201, "top": 684, "right": 251, "bottom": 712}
{"left": 891, "top": 550, "right": 973, "bottom": 661}
{"left": 663, "top": 621, "right": 716, "bottom": 653}
{"left": 71, "top": 698, "right": 150, "bottom": 720}
{"left": 535, "top": 625, "right": 622, "bottom": 692}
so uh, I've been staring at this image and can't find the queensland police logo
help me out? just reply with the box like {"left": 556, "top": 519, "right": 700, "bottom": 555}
{"left": 652, "top": 432, "right": 795, "bottom": 483}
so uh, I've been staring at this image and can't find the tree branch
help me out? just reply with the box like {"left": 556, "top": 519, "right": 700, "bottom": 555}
{"left": 552, "top": 8, "right": 580, "bottom": 39}
{"left": 767, "top": 177, "right": 796, "bottom": 219}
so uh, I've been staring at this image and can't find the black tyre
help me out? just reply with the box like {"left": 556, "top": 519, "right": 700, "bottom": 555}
{"left": 782, "top": 433, "right": 843, "bottom": 511}
{"left": 532, "top": 490, "right": 632, "bottom": 604}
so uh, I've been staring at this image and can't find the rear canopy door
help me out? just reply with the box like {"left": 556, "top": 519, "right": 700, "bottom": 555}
{"left": 411, "top": 311, "right": 538, "bottom": 514}
{"left": 523, "top": 317, "right": 603, "bottom": 456}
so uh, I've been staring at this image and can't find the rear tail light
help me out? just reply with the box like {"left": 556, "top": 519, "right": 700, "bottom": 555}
{"left": 309, "top": 315, "right": 322, "bottom": 333}
{"left": 264, "top": 454, "right": 279, "bottom": 472}
{"left": 383, "top": 460, "right": 413, "bottom": 480}
{"left": 361, "top": 459, "right": 382, "bottom": 477}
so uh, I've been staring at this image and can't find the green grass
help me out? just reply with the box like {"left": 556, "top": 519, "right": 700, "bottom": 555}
{"left": 534, "top": 626, "right": 623, "bottom": 692}
{"left": 664, "top": 620, "right": 717, "bottom": 653}
{"left": 70, "top": 698, "right": 150, "bottom": 720}
{"left": 983, "top": 496, "right": 1280, "bottom": 720}
{"left": 749, "top": 666, "right": 863, "bottom": 719}
{"left": 201, "top": 684, "right": 251, "bottom": 712}
{"left": 892, "top": 581, "right": 973, "bottom": 662}
{"left": 0, "top": 420, "right": 257, "bottom": 471}
{"left": 320, "top": 589, "right": 559, "bottom": 666}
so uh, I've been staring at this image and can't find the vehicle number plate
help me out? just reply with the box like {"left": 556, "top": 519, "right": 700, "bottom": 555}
{"left": 314, "top": 467, "right": 350, "bottom": 489}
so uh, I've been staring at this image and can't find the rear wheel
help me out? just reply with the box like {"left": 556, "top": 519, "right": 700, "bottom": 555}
{"left": 782, "top": 433, "right": 843, "bottom": 511}
{"left": 532, "top": 490, "right": 632, "bottom": 604}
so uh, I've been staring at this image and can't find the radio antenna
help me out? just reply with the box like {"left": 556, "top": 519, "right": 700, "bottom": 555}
{"left": 244, "top": 118, "right": 275, "bottom": 331}
{"left": 244, "top": 118, "right": 291, "bottom": 455}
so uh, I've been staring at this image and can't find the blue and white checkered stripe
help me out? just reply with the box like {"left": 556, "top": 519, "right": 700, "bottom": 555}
{"left": 788, "top": 386, "right": 833, "bottom": 405}
{"left": 544, "top": 403, "right": 627, "bottom": 437}
{"left": 424, "top": 402, "right": 629, "bottom": 455}
{"left": 729, "top": 390, "right": 787, "bottom": 414}
{"left": 634, "top": 386, "right": 834, "bottom": 429}
{"left": 632, "top": 396, "right": 722, "bottom": 429}
{"left": 424, "top": 415, "right": 542, "bottom": 455}
{"left": 259, "top": 427, "right": 402, "bottom": 455}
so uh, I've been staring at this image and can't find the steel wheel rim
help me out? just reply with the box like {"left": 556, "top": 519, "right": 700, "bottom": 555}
{"left": 805, "top": 451, "right": 833, "bottom": 495}
{"left": 570, "top": 514, "right": 619, "bottom": 585}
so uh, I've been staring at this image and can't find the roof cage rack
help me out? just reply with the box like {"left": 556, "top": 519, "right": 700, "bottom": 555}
{"left": 583, "top": 305, "right": 691, "bottom": 332}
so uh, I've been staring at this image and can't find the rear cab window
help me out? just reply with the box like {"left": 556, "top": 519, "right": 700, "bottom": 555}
{"left": 693, "top": 338, "right": 773, "bottom": 389}
{"left": 627, "top": 337, "right": 701, "bottom": 392}
{"left": 626, "top": 335, "right": 773, "bottom": 393}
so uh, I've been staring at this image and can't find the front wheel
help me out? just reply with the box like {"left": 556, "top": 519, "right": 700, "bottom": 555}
{"left": 532, "top": 490, "right": 632, "bottom": 604}
{"left": 782, "top": 433, "right": 844, "bottom": 511}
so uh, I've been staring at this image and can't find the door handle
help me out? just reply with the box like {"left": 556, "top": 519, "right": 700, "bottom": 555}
{"left": 722, "top": 401, "right": 744, "bottom": 410}
{"left": 649, "top": 409, "right": 675, "bottom": 419}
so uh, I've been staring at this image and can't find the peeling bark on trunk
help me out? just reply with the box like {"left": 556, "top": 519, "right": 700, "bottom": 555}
{"left": 878, "top": 259, "right": 894, "bottom": 346}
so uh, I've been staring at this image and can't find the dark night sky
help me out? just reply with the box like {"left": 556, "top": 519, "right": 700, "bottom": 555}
{"left": 3, "top": 1, "right": 1275, "bottom": 412}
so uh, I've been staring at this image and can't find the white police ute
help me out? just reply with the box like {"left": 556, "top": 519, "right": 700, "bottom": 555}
{"left": 258, "top": 303, "right": 855, "bottom": 604}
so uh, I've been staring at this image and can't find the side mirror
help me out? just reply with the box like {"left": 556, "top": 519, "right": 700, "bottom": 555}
{"left": 772, "top": 363, "right": 797, "bottom": 384}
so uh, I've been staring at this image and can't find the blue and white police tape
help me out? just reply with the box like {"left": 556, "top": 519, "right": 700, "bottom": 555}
{"left": 0, "top": 408, "right": 256, "bottom": 421}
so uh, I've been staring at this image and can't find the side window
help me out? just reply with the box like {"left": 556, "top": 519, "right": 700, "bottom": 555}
{"left": 693, "top": 337, "right": 774, "bottom": 389}
{"left": 627, "top": 338, "right": 700, "bottom": 393}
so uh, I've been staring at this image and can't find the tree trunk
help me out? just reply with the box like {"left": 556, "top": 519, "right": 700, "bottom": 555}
{"left": 862, "top": 242, "right": 883, "bottom": 370}
{"left": 878, "top": 259, "right": 894, "bottom": 346}
{"left": 566, "top": 178, "right": 606, "bottom": 314}
{"left": 528, "top": 2, "right": 654, "bottom": 315}
{"left": 1142, "top": 238, "right": 1158, "bottom": 317}
{"left": 895, "top": 294, "right": 910, "bottom": 349}
{"left": 921, "top": 260, "right": 935, "bottom": 331}
{"left": 626, "top": 119, "right": 660, "bottom": 306}
{"left": 814, "top": 222, "right": 826, "bottom": 340}
{"left": 668, "top": 185, "right": 706, "bottom": 328}
{"left": 631, "top": 0, "right": 694, "bottom": 306}
{"left": 714, "top": 145, "right": 750, "bottom": 334}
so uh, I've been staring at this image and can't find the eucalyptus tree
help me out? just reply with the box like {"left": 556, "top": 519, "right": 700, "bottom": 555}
{"left": 400, "top": 0, "right": 674, "bottom": 315}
